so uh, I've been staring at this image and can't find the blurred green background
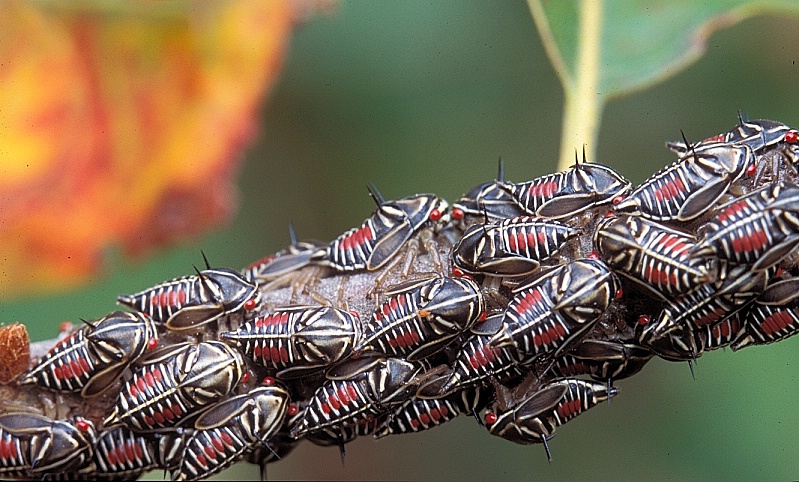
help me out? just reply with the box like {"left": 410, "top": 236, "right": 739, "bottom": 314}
{"left": 3, "top": 1, "right": 799, "bottom": 480}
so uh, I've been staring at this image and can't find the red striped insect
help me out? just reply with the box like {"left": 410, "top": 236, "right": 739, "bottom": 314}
{"left": 118, "top": 266, "right": 260, "bottom": 332}
{"left": 0, "top": 414, "right": 96, "bottom": 477}
{"left": 668, "top": 117, "right": 797, "bottom": 156}
{"left": 425, "top": 319, "right": 530, "bottom": 397}
{"left": 484, "top": 378, "right": 618, "bottom": 461}
{"left": 174, "top": 382, "right": 289, "bottom": 481}
{"left": 289, "top": 357, "right": 423, "bottom": 439}
{"left": 703, "top": 316, "right": 745, "bottom": 351}
{"left": 549, "top": 338, "right": 653, "bottom": 384}
{"left": 219, "top": 306, "right": 362, "bottom": 378}
{"left": 498, "top": 162, "right": 631, "bottom": 220}
{"left": 374, "top": 386, "right": 489, "bottom": 438}
{"left": 88, "top": 426, "right": 185, "bottom": 480}
{"left": 355, "top": 276, "right": 485, "bottom": 361}
{"left": 451, "top": 160, "right": 529, "bottom": 231}
{"left": 105, "top": 341, "right": 245, "bottom": 431}
{"left": 594, "top": 214, "right": 714, "bottom": 299}
{"left": 453, "top": 216, "right": 580, "bottom": 277}
{"left": 20, "top": 311, "right": 158, "bottom": 398}
{"left": 733, "top": 276, "right": 799, "bottom": 350}
{"left": 613, "top": 143, "right": 752, "bottom": 222}
{"left": 311, "top": 191, "right": 449, "bottom": 272}
{"left": 487, "top": 258, "right": 620, "bottom": 363}
{"left": 242, "top": 224, "right": 324, "bottom": 284}
{"left": 695, "top": 182, "right": 799, "bottom": 272}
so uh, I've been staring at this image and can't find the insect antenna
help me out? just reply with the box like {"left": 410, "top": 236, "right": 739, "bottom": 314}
{"left": 288, "top": 221, "right": 298, "bottom": 245}
{"left": 496, "top": 157, "right": 505, "bottom": 182}
{"left": 541, "top": 433, "right": 553, "bottom": 463}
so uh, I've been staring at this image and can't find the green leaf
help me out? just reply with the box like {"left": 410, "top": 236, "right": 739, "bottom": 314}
{"left": 527, "top": 0, "right": 799, "bottom": 171}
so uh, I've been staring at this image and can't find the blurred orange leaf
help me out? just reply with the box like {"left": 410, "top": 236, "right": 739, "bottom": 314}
{"left": 0, "top": 1, "right": 324, "bottom": 299}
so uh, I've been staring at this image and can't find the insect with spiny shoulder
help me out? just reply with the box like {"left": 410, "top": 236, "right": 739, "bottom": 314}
{"left": 20, "top": 311, "right": 158, "bottom": 398}
{"left": 104, "top": 341, "right": 245, "bottom": 432}
{"left": 483, "top": 378, "right": 618, "bottom": 461}
{"left": 733, "top": 276, "right": 799, "bottom": 350}
{"left": 694, "top": 182, "right": 799, "bottom": 272}
{"left": 453, "top": 216, "right": 580, "bottom": 278}
{"left": 241, "top": 222, "right": 324, "bottom": 286}
{"left": 485, "top": 258, "right": 621, "bottom": 366}
{"left": 354, "top": 275, "right": 486, "bottom": 361}
{"left": 497, "top": 152, "right": 631, "bottom": 220}
{"left": 0, "top": 413, "right": 97, "bottom": 477}
{"left": 174, "top": 380, "right": 289, "bottom": 481}
{"left": 613, "top": 142, "right": 753, "bottom": 223}
{"left": 310, "top": 187, "right": 450, "bottom": 272}
{"left": 450, "top": 158, "right": 529, "bottom": 231}
{"left": 117, "top": 253, "right": 260, "bottom": 332}
{"left": 668, "top": 116, "right": 798, "bottom": 156}
{"left": 289, "top": 356, "right": 424, "bottom": 439}
{"left": 219, "top": 306, "right": 362, "bottom": 378}
{"left": 594, "top": 214, "right": 715, "bottom": 300}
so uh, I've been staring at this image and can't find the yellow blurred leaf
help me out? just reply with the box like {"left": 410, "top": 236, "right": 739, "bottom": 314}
{"left": 0, "top": 0, "right": 326, "bottom": 299}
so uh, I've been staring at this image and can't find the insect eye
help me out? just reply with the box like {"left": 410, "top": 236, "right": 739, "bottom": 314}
{"left": 785, "top": 130, "right": 798, "bottom": 144}
{"left": 637, "top": 315, "right": 651, "bottom": 326}
{"left": 76, "top": 419, "right": 91, "bottom": 432}
{"left": 244, "top": 299, "right": 258, "bottom": 311}
{"left": 484, "top": 412, "right": 497, "bottom": 425}
{"left": 429, "top": 209, "right": 443, "bottom": 221}
{"left": 451, "top": 207, "right": 465, "bottom": 220}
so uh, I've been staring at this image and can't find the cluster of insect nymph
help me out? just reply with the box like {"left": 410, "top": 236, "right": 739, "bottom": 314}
{"left": 4, "top": 115, "right": 799, "bottom": 480}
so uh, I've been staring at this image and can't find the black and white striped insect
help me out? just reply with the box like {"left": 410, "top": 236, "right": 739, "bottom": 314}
{"left": 105, "top": 341, "right": 245, "bottom": 432}
{"left": 614, "top": 142, "right": 752, "bottom": 223}
{"left": 20, "top": 311, "right": 158, "bottom": 398}
{"left": 498, "top": 161, "right": 631, "bottom": 220}
{"left": 733, "top": 276, "right": 799, "bottom": 350}
{"left": 311, "top": 191, "right": 449, "bottom": 272}
{"left": 549, "top": 338, "right": 653, "bottom": 384}
{"left": 486, "top": 258, "right": 620, "bottom": 363}
{"left": 242, "top": 224, "right": 324, "bottom": 284}
{"left": 484, "top": 378, "right": 618, "bottom": 461}
{"left": 84, "top": 426, "right": 185, "bottom": 480}
{"left": 594, "top": 214, "right": 714, "bottom": 300}
{"left": 426, "top": 319, "right": 530, "bottom": 397}
{"left": 450, "top": 160, "right": 529, "bottom": 230}
{"left": 0, "top": 414, "right": 96, "bottom": 477}
{"left": 668, "top": 118, "right": 798, "bottom": 156}
{"left": 118, "top": 265, "right": 260, "bottom": 332}
{"left": 219, "top": 306, "right": 362, "bottom": 378}
{"left": 290, "top": 356, "right": 423, "bottom": 439}
{"left": 453, "top": 216, "right": 580, "bottom": 277}
{"left": 374, "top": 386, "right": 489, "bottom": 438}
{"left": 695, "top": 182, "right": 799, "bottom": 272}
{"left": 174, "top": 382, "right": 290, "bottom": 481}
{"left": 355, "top": 276, "right": 485, "bottom": 361}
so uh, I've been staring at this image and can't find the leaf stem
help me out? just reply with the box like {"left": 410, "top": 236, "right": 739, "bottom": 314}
{"left": 558, "top": 0, "right": 603, "bottom": 172}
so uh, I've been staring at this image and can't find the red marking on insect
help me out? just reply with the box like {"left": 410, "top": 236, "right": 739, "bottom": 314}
{"left": 136, "top": 377, "right": 147, "bottom": 394}
{"left": 163, "top": 407, "right": 175, "bottom": 421}
{"left": 287, "top": 403, "right": 299, "bottom": 416}
{"left": 350, "top": 310, "right": 360, "bottom": 319}
{"left": 328, "top": 392, "right": 341, "bottom": 411}
{"left": 485, "top": 412, "right": 497, "bottom": 425}
{"left": 786, "top": 130, "right": 798, "bottom": 144}
{"left": 587, "top": 251, "right": 599, "bottom": 259}
{"left": 557, "top": 399, "right": 582, "bottom": 419}
{"left": 731, "top": 228, "right": 768, "bottom": 254}
{"left": 75, "top": 419, "right": 91, "bottom": 432}
{"left": 661, "top": 234, "right": 689, "bottom": 255}
{"left": 653, "top": 177, "right": 685, "bottom": 202}
{"left": 204, "top": 444, "right": 217, "bottom": 460}
{"left": 429, "top": 209, "right": 443, "bottom": 221}
{"left": 452, "top": 207, "right": 465, "bottom": 220}
{"left": 153, "top": 412, "right": 166, "bottom": 424}
{"left": 528, "top": 180, "right": 558, "bottom": 198}
{"left": 637, "top": 315, "right": 651, "bottom": 325}
{"left": 716, "top": 200, "right": 747, "bottom": 223}
{"left": 244, "top": 299, "right": 258, "bottom": 311}
{"left": 212, "top": 437, "right": 225, "bottom": 452}
{"left": 147, "top": 338, "right": 159, "bottom": 350}
{"left": 172, "top": 404, "right": 183, "bottom": 417}
{"left": 695, "top": 307, "right": 726, "bottom": 327}
{"left": 144, "top": 415, "right": 155, "bottom": 427}
{"left": 614, "top": 288, "right": 623, "bottom": 300}
{"left": 762, "top": 311, "right": 792, "bottom": 334}
{"left": 746, "top": 164, "right": 757, "bottom": 176}
{"left": 240, "top": 371, "right": 250, "bottom": 384}
{"left": 419, "top": 412, "right": 431, "bottom": 425}
{"left": 196, "top": 454, "right": 208, "bottom": 468}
